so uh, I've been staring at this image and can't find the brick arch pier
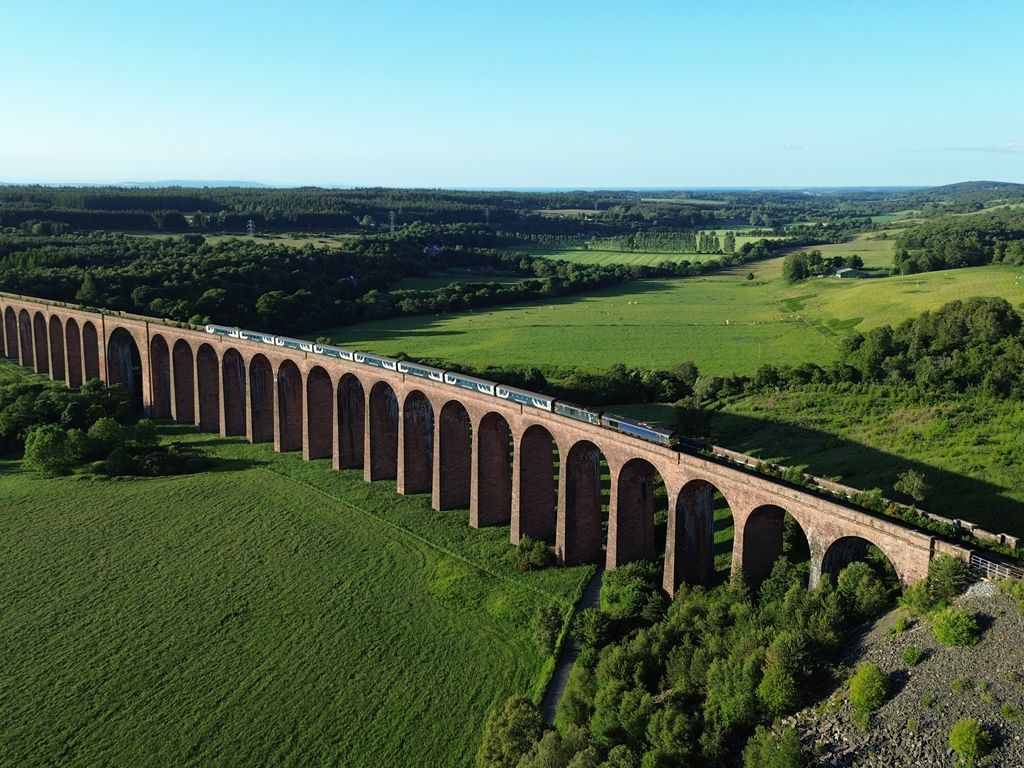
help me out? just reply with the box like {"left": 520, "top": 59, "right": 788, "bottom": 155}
{"left": 0, "top": 294, "right": 971, "bottom": 594}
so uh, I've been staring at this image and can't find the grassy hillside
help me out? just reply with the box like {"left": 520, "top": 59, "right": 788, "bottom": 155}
{"left": 611, "top": 389, "right": 1024, "bottom": 538}
{"left": 0, "top": 429, "right": 590, "bottom": 767}
{"left": 320, "top": 234, "right": 1024, "bottom": 377}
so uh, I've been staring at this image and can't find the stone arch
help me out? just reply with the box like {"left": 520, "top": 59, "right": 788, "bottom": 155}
{"left": 82, "top": 321, "right": 100, "bottom": 381}
{"left": 32, "top": 312, "right": 48, "bottom": 374}
{"left": 437, "top": 400, "right": 471, "bottom": 509}
{"left": 820, "top": 535, "right": 899, "bottom": 585}
{"left": 610, "top": 458, "right": 666, "bottom": 570}
{"left": 65, "top": 318, "right": 82, "bottom": 388}
{"left": 558, "top": 440, "right": 608, "bottom": 565}
{"left": 276, "top": 359, "right": 303, "bottom": 452}
{"left": 305, "top": 366, "right": 333, "bottom": 459}
{"left": 149, "top": 334, "right": 172, "bottom": 418}
{"left": 401, "top": 390, "right": 434, "bottom": 494}
{"left": 18, "top": 309, "right": 33, "bottom": 368}
{"left": 4, "top": 307, "right": 17, "bottom": 360}
{"left": 666, "top": 479, "right": 735, "bottom": 594}
{"left": 172, "top": 339, "right": 195, "bottom": 424}
{"left": 106, "top": 327, "right": 143, "bottom": 412}
{"left": 474, "top": 412, "right": 512, "bottom": 527}
{"left": 367, "top": 381, "right": 398, "bottom": 480}
{"left": 741, "top": 504, "right": 811, "bottom": 588}
{"left": 196, "top": 343, "right": 220, "bottom": 433}
{"left": 514, "top": 424, "right": 558, "bottom": 543}
{"left": 336, "top": 373, "right": 365, "bottom": 468}
{"left": 222, "top": 348, "right": 246, "bottom": 436}
{"left": 48, "top": 316, "right": 65, "bottom": 382}
{"left": 249, "top": 354, "right": 273, "bottom": 443}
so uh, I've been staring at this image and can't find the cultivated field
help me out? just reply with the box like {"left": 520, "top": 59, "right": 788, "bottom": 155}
{"left": 323, "top": 235, "right": 1024, "bottom": 377}
{"left": 0, "top": 430, "right": 591, "bottom": 767}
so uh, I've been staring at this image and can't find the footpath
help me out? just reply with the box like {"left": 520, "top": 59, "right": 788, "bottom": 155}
{"left": 541, "top": 569, "right": 604, "bottom": 724}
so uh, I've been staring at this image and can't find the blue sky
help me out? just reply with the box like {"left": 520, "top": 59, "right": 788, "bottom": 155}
{"left": 3, "top": 0, "right": 1023, "bottom": 187}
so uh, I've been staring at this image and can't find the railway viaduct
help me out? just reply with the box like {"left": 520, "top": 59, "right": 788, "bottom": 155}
{"left": 1, "top": 293, "right": 971, "bottom": 594}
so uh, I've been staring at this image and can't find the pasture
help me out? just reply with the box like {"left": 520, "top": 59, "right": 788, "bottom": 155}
{"left": 0, "top": 430, "right": 590, "bottom": 767}
{"left": 323, "top": 233, "right": 1024, "bottom": 377}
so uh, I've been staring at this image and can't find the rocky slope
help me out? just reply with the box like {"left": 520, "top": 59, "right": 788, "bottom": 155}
{"left": 793, "top": 582, "right": 1024, "bottom": 767}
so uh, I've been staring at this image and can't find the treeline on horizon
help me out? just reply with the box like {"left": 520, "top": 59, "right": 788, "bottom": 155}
{"left": 0, "top": 183, "right": 978, "bottom": 236}
{"left": 0, "top": 228, "right": 792, "bottom": 334}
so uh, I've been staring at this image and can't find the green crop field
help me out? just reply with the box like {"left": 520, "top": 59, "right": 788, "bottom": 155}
{"left": 321, "top": 234, "right": 1024, "bottom": 378}
{"left": 0, "top": 429, "right": 591, "bottom": 767}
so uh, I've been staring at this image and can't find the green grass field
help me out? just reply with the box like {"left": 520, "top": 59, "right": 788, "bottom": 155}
{"left": 0, "top": 428, "right": 591, "bottom": 767}
{"left": 711, "top": 388, "right": 1024, "bottom": 537}
{"left": 321, "top": 234, "right": 1024, "bottom": 377}
{"left": 609, "top": 393, "right": 1024, "bottom": 538}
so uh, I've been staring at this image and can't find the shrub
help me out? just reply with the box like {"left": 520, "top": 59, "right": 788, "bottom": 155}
{"left": 848, "top": 663, "right": 888, "bottom": 713}
{"left": 600, "top": 560, "right": 662, "bottom": 621}
{"left": 948, "top": 718, "right": 991, "bottom": 765}
{"left": 23, "top": 424, "right": 73, "bottom": 476}
{"left": 742, "top": 725, "right": 804, "bottom": 768}
{"left": 928, "top": 554, "right": 970, "bottom": 604}
{"left": 571, "top": 608, "right": 609, "bottom": 650}
{"left": 475, "top": 696, "right": 544, "bottom": 768}
{"left": 837, "top": 561, "right": 891, "bottom": 619}
{"left": 514, "top": 535, "right": 555, "bottom": 572}
{"left": 950, "top": 677, "right": 971, "bottom": 693}
{"left": 888, "top": 613, "right": 911, "bottom": 635}
{"left": 999, "top": 578, "right": 1024, "bottom": 611}
{"left": 757, "top": 661, "right": 799, "bottom": 717}
{"left": 900, "top": 579, "right": 934, "bottom": 616}
{"left": 533, "top": 603, "right": 563, "bottom": 653}
{"left": 902, "top": 644, "right": 922, "bottom": 666}
{"left": 931, "top": 607, "right": 980, "bottom": 646}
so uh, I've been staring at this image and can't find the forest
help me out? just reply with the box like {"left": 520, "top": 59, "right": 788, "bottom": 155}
{"left": 894, "top": 208, "right": 1024, "bottom": 273}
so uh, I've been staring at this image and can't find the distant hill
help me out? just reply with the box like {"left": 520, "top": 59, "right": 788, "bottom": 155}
{"left": 925, "top": 180, "right": 1024, "bottom": 195}
{"left": 0, "top": 180, "right": 273, "bottom": 189}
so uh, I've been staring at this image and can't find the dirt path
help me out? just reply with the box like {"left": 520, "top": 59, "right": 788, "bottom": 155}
{"left": 541, "top": 569, "right": 604, "bottom": 724}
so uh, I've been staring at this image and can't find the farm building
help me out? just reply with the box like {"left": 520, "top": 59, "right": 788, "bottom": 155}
{"left": 834, "top": 267, "right": 867, "bottom": 278}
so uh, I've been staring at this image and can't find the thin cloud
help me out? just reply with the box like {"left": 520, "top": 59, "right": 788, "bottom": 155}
{"left": 903, "top": 141, "right": 1024, "bottom": 154}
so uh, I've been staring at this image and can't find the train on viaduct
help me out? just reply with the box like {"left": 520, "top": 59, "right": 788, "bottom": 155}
{"left": 1, "top": 293, "right": 973, "bottom": 594}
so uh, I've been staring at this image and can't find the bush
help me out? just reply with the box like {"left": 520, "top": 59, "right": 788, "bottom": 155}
{"left": 534, "top": 603, "right": 563, "bottom": 653}
{"left": 948, "top": 718, "right": 991, "bottom": 765}
{"left": 900, "top": 579, "right": 934, "bottom": 616}
{"left": 514, "top": 535, "right": 555, "bottom": 572}
{"left": 571, "top": 608, "right": 609, "bottom": 650}
{"left": 23, "top": 424, "right": 74, "bottom": 476}
{"left": 888, "top": 613, "right": 911, "bottom": 635}
{"left": 902, "top": 644, "right": 922, "bottom": 666}
{"left": 848, "top": 663, "right": 888, "bottom": 713}
{"left": 837, "top": 561, "right": 891, "bottom": 620}
{"left": 931, "top": 607, "right": 980, "bottom": 646}
{"left": 928, "top": 554, "right": 970, "bottom": 604}
{"left": 742, "top": 725, "right": 804, "bottom": 768}
{"left": 757, "top": 661, "right": 799, "bottom": 717}
{"left": 475, "top": 696, "right": 544, "bottom": 768}
{"left": 600, "top": 560, "right": 663, "bottom": 621}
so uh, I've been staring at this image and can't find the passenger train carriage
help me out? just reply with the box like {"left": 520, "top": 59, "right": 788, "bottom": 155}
{"left": 398, "top": 361, "right": 445, "bottom": 382}
{"left": 354, "top": 352, "right": 398, "bottom": 371}
{"left": 204, "top": 325, "right": 704, "bottom": 455}
{"left": 443, "top": 371, "right": 496, "bottom": 396}
{"left": 496, "top": 385, "right": 553, "bottom": 411}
